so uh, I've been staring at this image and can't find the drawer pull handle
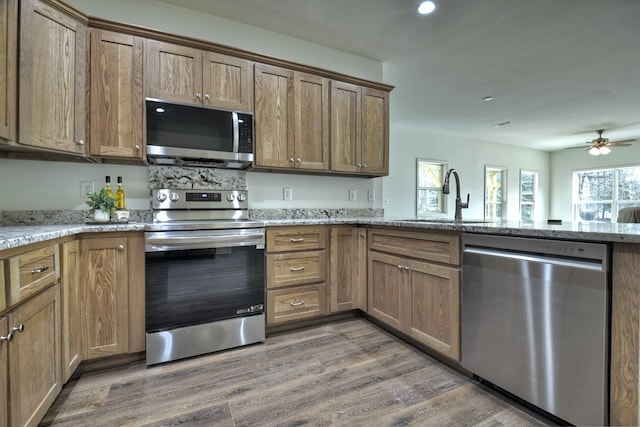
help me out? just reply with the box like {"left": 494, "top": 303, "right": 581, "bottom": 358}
{"left": 12, "top": 324, "right": 24, "bottom": 334}
{"left": 0, "top": 332, "right": 13, "bottom": 343}
{"left": 31, "top": 266, "right": 49, "bottom": 274}
{"left": 290, "top": 238, "right": 305, "bottom": 242}
{"left": 290, "top": 301, "right": 305, "bottom": 307}
{"left": 290, "top": 266, "right": 305, "bottom": 272}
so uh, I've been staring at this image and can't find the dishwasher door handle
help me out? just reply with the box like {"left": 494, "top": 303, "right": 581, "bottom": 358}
{"left": 464, "top": 246, "right": 605, "bottom": 272}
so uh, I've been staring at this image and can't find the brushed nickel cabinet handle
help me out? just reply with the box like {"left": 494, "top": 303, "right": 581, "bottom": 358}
{"left": 0, "top": 332, "right": 13, "bottom": 343}
{"left": 12, "top": 324, "right": 24, "bottom": 333}
{"left": 363, "top": 163, "right": 368, "bottom": 168}
{"left": 290, "top": 238, "right": 305, "bottom": 242}
{"left": 290, "top": 301, "right": 305, "bottom": 307}
{"left": 135, "top": 145, "right": 140, "bottom": 151}
{"left": 77, "top": 140, "right": 85, "bottom": 145}
{"left": 204, "top": 94, "right": 210, "bottom": 100}
{"left": 31, "top": 266, "right": 49, "bottom": 274}
{"left": 296, "top": 158, "right": 301, "bottom": 163}
{"left": 117, "top": 245, "right": 125, "bottom": 251}
{"left": 290, "top": 266, "right": 305, "bottom": 272}
{"left": 195, "top": 92, "right": 202, "bottom": 99}
{"left": 289, "top": 158, "right": 294, "bottom": 163}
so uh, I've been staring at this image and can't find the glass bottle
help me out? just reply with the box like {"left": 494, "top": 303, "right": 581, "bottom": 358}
{"left": 115, "top": 176, "right": 126, "bottom": 210}
{"left": 104, "top": 176, "right": 113, "bottom": 198}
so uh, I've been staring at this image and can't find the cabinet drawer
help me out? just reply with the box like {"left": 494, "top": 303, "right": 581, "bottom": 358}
{"left": 267, "top": 226, "right": 327, "bottom": 252}
{"left": 266, "top": 250, "right": 326, "bottom": 289}
{"left": 369, "top": 228, "right": 460, "bottom": 265}
{"left": 267, "top": 284, "right": 326, "bottom": 324}
{"left": 6, "top": 244, "right": 60, "bottom": 306}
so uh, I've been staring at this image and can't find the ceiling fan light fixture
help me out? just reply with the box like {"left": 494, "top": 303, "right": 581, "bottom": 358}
{"left": 599, "top": 146, "right": 611, "bottom": 155}
{"left": 589, "top": 146, "right": 601, "bottom": 156}
{"left": 418, "top": 1, "right": 438, "bottom": 15}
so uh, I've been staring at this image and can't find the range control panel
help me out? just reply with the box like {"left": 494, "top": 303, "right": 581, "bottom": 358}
{"left": 151, "top": 189, "right": 248, "bottom": 210}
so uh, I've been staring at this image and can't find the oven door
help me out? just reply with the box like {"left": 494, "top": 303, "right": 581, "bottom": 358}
{"left": 145, "top": 229, "right": 265, "bottom": 333}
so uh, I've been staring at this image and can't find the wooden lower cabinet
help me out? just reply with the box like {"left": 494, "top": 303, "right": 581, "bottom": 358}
{"left": 265, "top": 226, "right": 328, "bottom": 325}
{"left": 60, "top": 240, "right": 81, "bottom": 382}
{"left": 367, "top": 228, "right": 461, "bottom": 361}
{"left": 1, "top": 316, "right": 8, "bottom": 427}
{"left": 6, "top": 285, "right": 61, "bottom": 427}
{"left": 329, "top": 226, "right": 367, "bottom": 312}
{"left": 79, "top": 233, "right": 145, "bottom": 360}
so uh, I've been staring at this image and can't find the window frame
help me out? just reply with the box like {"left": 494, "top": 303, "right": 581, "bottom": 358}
{"left": 484, "top": 165, "right": 508, "bottom": 221}
{"left": 519, "top": 169, "right": 538, "bottom": 223}
{"left": 416, "top": 158, "right": 448, "bottom": 217}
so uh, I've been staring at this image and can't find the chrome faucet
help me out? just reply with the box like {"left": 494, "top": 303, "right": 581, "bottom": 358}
{"left": 442, "top": 168, "right": 470, "bottom": 221}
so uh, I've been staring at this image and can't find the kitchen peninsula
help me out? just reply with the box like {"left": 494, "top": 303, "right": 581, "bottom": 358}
{"left": 2, "top": 216, "right": 640, "bottom": 426}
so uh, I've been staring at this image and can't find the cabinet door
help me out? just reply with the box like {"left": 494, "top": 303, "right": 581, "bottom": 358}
{"left": 18, "top": 0, "right": 87, "bottom": 154}
{"left": 0, "top": 317, "right": 7, "bottom": 427}
{"left": 330, "top": 81, "right": 361, "bottom": 173}
{"left": 202, "top": 52, "right": 253, "bottom": 112}
{"left": 8, "top": 285, "right": 61, "bottom": 427}
{"left": 80, "top": 236, "right": 129, "bottom": 359}
{"left": 330, "top": 226, "right": 366, "bottom": 312}
{"left": 89, "top": 30, "right": 144, "bottom": 160}
{"left": 294, "top": 72, "right": 329, "bottom": 170}
{"left": 145, "top": 40, "right": 202, "bottom": 104}
{"left": 254, "top": 63, "right": 295, "bottom": 168}
{"left": 367, "top": 251, "right": 405, "bottom": 330}
{"left": 406, "top": 259, "right": 460, "bottom": 361}
{"left": 0, "top": 0, "right": 17, "bottom": 144}
{"left": 60, "top": 240, "right": 81, "bottom": 382}
{"left": 360, "top": 87, "right": 389, "bottom": 175}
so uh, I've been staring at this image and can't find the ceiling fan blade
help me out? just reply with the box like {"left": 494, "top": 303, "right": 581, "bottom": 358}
{"left": 609, "top": 138, "right": 638, "bottom": 144}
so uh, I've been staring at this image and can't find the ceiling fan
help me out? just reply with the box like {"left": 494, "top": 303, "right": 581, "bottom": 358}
{"left": 585, "top": 129, "right": 638, "bottom": 156}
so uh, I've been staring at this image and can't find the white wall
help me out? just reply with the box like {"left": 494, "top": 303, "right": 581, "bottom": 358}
{"left": 549, "top": 144, "right": 640, "bottom": 221}
{"left": 384, "top": 126, "right": 551, "bottom": 220}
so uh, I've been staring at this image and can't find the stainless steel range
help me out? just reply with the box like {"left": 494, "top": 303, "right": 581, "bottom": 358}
{"left": 144, "top": 188, "right": 265, "bottom": 365}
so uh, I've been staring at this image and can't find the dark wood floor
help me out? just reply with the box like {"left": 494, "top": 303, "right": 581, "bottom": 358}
{"left": 41, "top": 318, "right": 551, "bottom": 426}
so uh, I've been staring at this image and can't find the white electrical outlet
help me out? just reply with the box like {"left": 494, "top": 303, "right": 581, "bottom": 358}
{"left": 283, "top": 187, "right": 293, "bottom": 201}
{"left": 368, "top": 190, "right": 375, "bottom": 202}
{"left": 80, "top": 181, "right": 94, "bottom": 196}
{"left": 349, "top": 189, "right": 357, "bottom": 201}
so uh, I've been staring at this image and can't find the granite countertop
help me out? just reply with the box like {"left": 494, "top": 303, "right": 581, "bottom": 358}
{"left": 3, "top": 218, "right": 640, "bottom": 252}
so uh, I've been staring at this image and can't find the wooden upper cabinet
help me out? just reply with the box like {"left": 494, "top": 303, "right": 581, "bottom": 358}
{"left": 330, "top": 81, "right": 389, "bottom": 176}
{"left": 0, "top": 0, "right": 17, "bottom": 144}
{"left": 202, "top": 51, "right": 253, "bottom": 112}
{"left": 145, "top": 40, "right": 253, "bottom": 111}
{"left": 254, "top": 63, "right": 295, "bottom": 168}
{"left": 89, "top": 29, "right": 144, "bottom": 161}
{"left": 294, "top": 72, "right": 329, "bottom": 170}
{"left": 145, "top": 40, "right": 202, "bottom": 105}
{"left": 254, "top": 64, "right": 329, "bottom": 171}
{"left": 361, "top": 87, "right": 389, "bottom": 175}
{"left": 18, "top": 0, "right": 87, "bottom": 155}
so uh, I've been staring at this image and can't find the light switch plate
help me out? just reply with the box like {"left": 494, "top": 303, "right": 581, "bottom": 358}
{"left": 80, "top": 181, "right": 94, "bottom": 197}
{"left": 349, "top": 189, "right": 357, "bottom": 201}
{"left": 368, "top": 190, "right": 375, "bottom": 202}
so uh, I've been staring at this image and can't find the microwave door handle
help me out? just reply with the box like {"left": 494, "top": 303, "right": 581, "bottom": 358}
{"left": 232, "top": 111, "right": 239, "bottom": 153}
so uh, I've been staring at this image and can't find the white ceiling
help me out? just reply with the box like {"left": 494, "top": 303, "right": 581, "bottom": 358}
{"left": 158, "top": 0, "right": 640, "bottom": 152}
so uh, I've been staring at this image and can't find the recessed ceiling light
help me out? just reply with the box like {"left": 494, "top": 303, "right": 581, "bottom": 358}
{"left": 418, "top": 1, "right": 438, "bottom": 15}
{"left": 483, "top": 96, "right": 494, "bottom": 102}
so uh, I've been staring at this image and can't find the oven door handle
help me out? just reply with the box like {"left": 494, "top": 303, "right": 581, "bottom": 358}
{"left": 146, "top": 231, "right": 265, "bottom": 251}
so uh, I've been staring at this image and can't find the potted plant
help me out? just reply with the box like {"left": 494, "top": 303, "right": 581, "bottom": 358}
{"left": 86, "top": 188, "right": 116, "bottom": 222}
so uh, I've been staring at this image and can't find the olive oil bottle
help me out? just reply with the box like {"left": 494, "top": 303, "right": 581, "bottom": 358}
{"left": 115, "top": 176, "right": 126, "bottom": 210}
{"left": 104, "top": 176, "right": 113, "bottom": 198}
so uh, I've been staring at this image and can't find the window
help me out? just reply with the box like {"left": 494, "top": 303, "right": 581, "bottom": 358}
{"left": 520, "top": 170, "right": 538, "bottom": 223}
{"left": 573, "top": 166, "right": 640, "bottom": 222}
{"left": 417, "top": 159, "right": 447, "bottom": 217}
{"left": 485, "top": 166, "right": 507, "bottom": 220}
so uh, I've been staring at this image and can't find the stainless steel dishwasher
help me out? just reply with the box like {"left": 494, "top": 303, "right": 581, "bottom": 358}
{"left": 462, "top": 233, "right": 609, "bottom": 426}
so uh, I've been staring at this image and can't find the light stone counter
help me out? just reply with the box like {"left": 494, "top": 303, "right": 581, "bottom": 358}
{"left": 4, "top": 217, "right": 640, "bottom": 252}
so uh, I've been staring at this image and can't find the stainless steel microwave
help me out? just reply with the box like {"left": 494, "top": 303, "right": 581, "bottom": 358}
{"left": 145, "top": 99, "right": 254, "bottom": 169}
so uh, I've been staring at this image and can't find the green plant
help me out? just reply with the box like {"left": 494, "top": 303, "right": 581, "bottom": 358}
{"left": 86, "top": 188, "right": 116, "bottom": 214}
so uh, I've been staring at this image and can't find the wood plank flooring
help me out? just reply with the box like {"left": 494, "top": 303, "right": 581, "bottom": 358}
{"left": 40, "top": 318, "right": 551, "bottom": 427}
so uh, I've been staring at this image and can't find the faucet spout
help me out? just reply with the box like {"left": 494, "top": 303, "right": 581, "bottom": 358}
{"left": 442, "top": 168, "right": 470, "bottom": 221}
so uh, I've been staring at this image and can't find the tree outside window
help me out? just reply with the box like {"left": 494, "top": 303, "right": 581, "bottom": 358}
{"left": 485, "top": 166, "right": 507, "bottom": 220}
{"left": 573, "top": 166, "right": 640, "bottom": 222}
{"left": 520, "top": 170, "right": 538, "bottom": 223}
{"left": 417, "top": 159, "right": 447, "bottom": 217}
